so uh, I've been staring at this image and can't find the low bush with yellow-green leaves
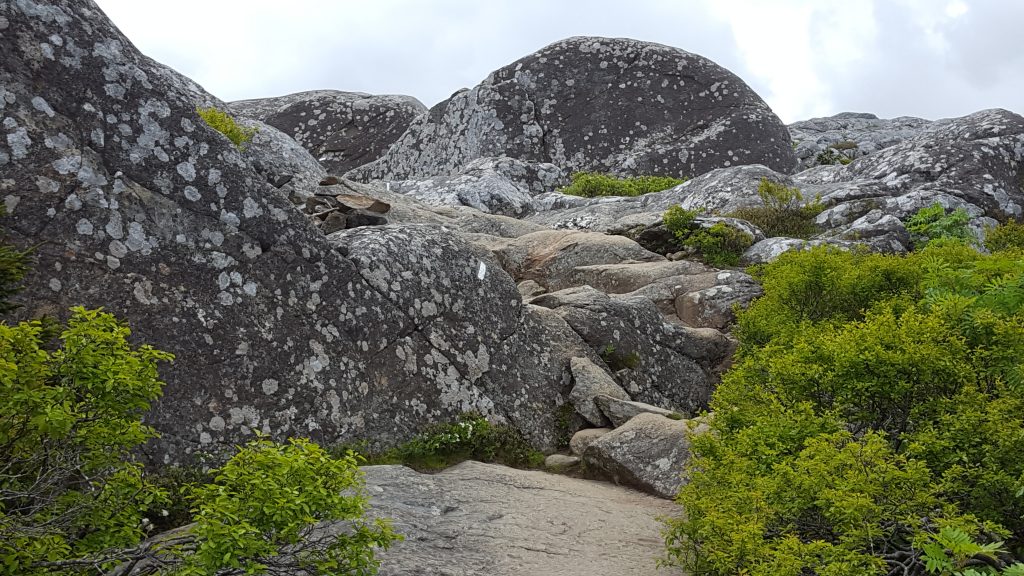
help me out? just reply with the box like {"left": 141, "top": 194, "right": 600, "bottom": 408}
{"left": 559, "top": 171, "right": 686, "bottom": 198}
{"left": 727, "top": 178, "right": 823, "bottom": 239}
{"left": 663, "top": 205, "right": 754, "bottom": 267}
{"left": 664, "top": 240, "right": 1024, "bottom": 576}
{"left": 197, "top": 106, "right": 257, "bottom": 150}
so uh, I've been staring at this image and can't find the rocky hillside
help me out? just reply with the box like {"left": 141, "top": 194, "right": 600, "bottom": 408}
{"left": 2, "top": 1, "right": 1023, "bottom": 573}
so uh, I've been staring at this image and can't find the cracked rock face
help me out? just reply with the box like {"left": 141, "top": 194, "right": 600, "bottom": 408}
{"left": 789, "top": 112, "right": 935, "bottom": 170}
{"left": 347, "top": 36, "right": 796, "bottom": 183}
{"left": 230, "top": 90, "right": 426, "bottom": 175}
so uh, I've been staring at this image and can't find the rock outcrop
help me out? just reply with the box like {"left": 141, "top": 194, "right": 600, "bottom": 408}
{"left": 789, "top": 112, "right": 934, "bottom": 170}
{"left": 357, "top": 461, "right": 678, "bottom": 575}
{"left": 347, "top": 36, "right": 796, "bottom": 184}
{"left": 230, "top": 90, "right": 425, "bottom": 175}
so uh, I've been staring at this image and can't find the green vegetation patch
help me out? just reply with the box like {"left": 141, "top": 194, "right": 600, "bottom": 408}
{"left": 727, "top": 178, "right": 823, "bottom": 239}
{"left": 197, "top": 106, "right": 257, "bottom": 150}
{"left": 663, "top": 205, "right": 753, "bottom": 268}
{"left": 346, "top": 413, "right": 545, "bottom": 472}
{"left": 664, "top": 243, "right": 1024, "bottom": 575}
{"left": 560, "top": 171, "right": 686, "bottom": 198}
{"left": 985, "top": 219, "right": 1024, "bottom": 253}
{"left": 905, "top": 202, "right": 974, "bottom": 249}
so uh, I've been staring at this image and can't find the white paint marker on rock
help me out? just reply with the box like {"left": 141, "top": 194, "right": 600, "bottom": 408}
{"left": 477, "top": 260, "right": 487, "bottom": 280}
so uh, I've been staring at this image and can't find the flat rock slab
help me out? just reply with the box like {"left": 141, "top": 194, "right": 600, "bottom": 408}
{"left": 363, "top": 461, "right": 678, "bottom": 576}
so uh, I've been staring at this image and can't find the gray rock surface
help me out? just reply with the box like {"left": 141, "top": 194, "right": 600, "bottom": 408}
{"left": 594, "top": 395, "right": 679, "bottom": 428}
{"left": 230, "top": 90, "right": 426, "bottom": 175}
{"left": 568, "top": 357, "right": 630, "bottom": 427}
{"left": 348, "top": 36, "right": 796, "bottom": 183}
{"left": 789, "top": 112, "right": 934, "bottom": 170}
{"left": 583, "top": 413, "right": 706, "bottom": 499}
{"left": 533, "top": 287, "right": 732, "bottom": 414}
{"left": 361, "top": 461, "right": 678, "bottom": 575}
{"left": 0, "top": 1, "right": 599, "bottom": 462}
{"left": 544, "top": 454, "right": 581, "bottom": 471}
{"left": 569, "top": 428, "right": 612, "bottom": 456}
{"left": 388, "top": 156, "right": 565, "bottom": 217}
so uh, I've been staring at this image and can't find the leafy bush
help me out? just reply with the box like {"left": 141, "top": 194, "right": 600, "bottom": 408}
{"left": 923, "top": 527, "right": 1024, "bottom": 575}
{"left": 728, "top": 178, "right": 823, "bottom": 238}
{"left": 197, "top": 106, "right": 257, "bottom": 150}
{"left": 184, "top": 437, "right": 399, "bottom": 575}
{"left": 906, "top": 203, "right": 974, "bottom": 248}
{"left": 665, "top": 244, "right": 1024, "bottom": 575}
{"left": 353, "top": 413, "right": 545, "bottom": 471}
{"left": 684, "top": 223, "right": 754, "bottom": 267}
{"left": 985, "top": 220, "right": 1024, "bottom": 253}
{"left": 560, "top": 172, "right": 686, "bottom": 198}
{"left": 663, "top": 205, "right": 753, "bottom": 267}
{"left": 0, "top": 308, "right": 398, "bottom": 575}
{"left": 815, "top": 148, "right": 852, "bottom": 166}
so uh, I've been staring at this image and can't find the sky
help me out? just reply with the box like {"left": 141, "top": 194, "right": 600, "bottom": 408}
{"left": 92, "top": 0, "right": 1024, "bottom": 124}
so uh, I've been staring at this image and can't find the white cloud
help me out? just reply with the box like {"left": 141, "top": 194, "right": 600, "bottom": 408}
{"left": 93, "top": 0, "right": 1024, "bottom": 123}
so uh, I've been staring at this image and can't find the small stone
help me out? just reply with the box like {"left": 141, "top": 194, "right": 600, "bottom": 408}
{"left": 544, "top": 454, "right": 580, "bottom": 471}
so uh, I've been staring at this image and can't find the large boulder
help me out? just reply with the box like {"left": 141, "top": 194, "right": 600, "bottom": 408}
{"left": 230, "top": 90, "right": 426, "bottom": 175}
{"left": 582, "top": 413, "right": 707, "bottom": 499}
{"left": 359, "top": 461, "right": 678, "bottom": 575}
{"left": 0, "top": 0, "right": 600, "bottom": 463}
{"left": 347, "top": 36, "right": 796, "bottom": 183}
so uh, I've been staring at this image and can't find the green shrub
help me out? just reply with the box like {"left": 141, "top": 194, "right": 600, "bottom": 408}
{"left": 906, "top": 203, "right": 974, "bottom": 248}
{"left": 685, "top": 223, "right": 754, "bottom": 267}
{"left": 354, "top": 413, "right": 545, "bottom": 472}
{"left": 815, "top": 148, "right": 852, "bottom": 166}
{"left": 663, "top": 205, "right": 753, "bottom": 267}
{"left": 665, "top": 244, "right": 1024, "bottom": 575}
{"left": 197, "top": 107, "right": 257, "bottom": 150}
{"left": 560, "top": 172, "right": 686, "bottom": 198}
{"left": 599, "top": 343, "right": 641, "bottom": 371}
{"left": 1, "top": 309, "right": 398, "bottom": 575}
{"left": 184, "top": 437, "right": 399, "bottom": 575}
{"left": 728, "top": 178, "right": 823, "bottom": 239}
{"left": 985, "top": 220, "right": 1024, "bottom": 253}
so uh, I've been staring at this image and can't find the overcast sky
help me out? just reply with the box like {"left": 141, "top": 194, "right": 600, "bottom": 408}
{"left": 93, "top": 0, "right": 1023, "bottom": 124}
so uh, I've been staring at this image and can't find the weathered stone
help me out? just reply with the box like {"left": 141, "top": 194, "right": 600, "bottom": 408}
{"left": 470, "top": 229, "right": 663, "bottom": 291}
{"left": 230, "top": 90, "right": 426, "bottom": 175}
{"left": 789, "top": 113, "right": 935, "bottom": 170}
{"left": 0, "top": 2, "right": 600, "bottom": 462}
{"left": 544, "top": 454, "right": 581, "bottom": 471}
{"left": 583, "top": 413, "right": 707, "bottom": 499}
{"left": 569, "top": 427, "right": 612, "bottom": 456}
{"left": 568, "top": 357, "right": 630, "bottom": 427}
{"left": 594, "top": 395, "right": 678, "bottom": 428}
{"left": 675, "top": 270, "right": 762, "bottom": 329}
{"left": 348, "top": 36, "right": 796, "bottom": 183}
{"left": 358, "top": 462, "right": 678, "bottom": 575}
{"left": 386, "top": 156, "right": 566, "bottom": 217}
{"left": 517, "top": 279, "right": 546, "bottom": 299}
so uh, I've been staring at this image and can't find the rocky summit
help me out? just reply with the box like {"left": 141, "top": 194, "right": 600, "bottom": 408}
{"left": 347, "top": 36, "right": 796, "bottom": 184}
{"left": 2, "top": 1, "right": 1023, "bottom": 575}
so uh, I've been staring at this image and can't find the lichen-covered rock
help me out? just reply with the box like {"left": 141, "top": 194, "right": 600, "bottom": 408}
{"left": 230, "top": 90, "right": 426, "bottom": 175}
{"left": 0, "top": 0, "right": 598, "bottom": 463}
{"left": 533, "top": 288, "right": 732, "bottom": 414}
{"left": 347, "top": 36, "right": 796, "bottom": 183}
{"left": 569, "top": 427, "right": 612, "bottom": 456}
{"left": 582, "top": 413, "right": 707, "bottom": 499}
{"left": 470, "top": 229, "right": 664, "bottom": 291}
{"left": 789, "top": 112, "right": 935, "bottom": 170}
{"left": 386, "top": 156, "right": 565, "bottom": 217}
{"left": 675, "top": 270, "right": 762, "bottom": 330}
{"left": 568, "top": 357, "right": 630, "bottom": 427}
